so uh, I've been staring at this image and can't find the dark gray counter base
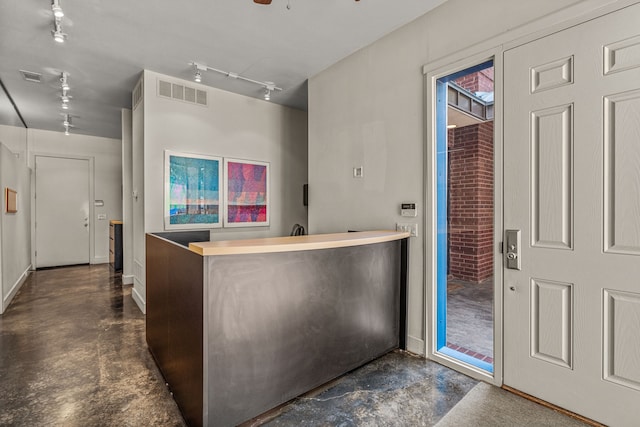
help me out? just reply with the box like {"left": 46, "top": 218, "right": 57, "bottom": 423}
{"left": 146, "top": 233, "right": 407, "bottom": 427}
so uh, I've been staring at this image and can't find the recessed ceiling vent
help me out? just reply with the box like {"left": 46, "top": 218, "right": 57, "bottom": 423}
{"left": 157, "top": 79, "right": 207, "bottom": 107}
{"left": 19, "top": 70, "right": 42, "bottom": 83}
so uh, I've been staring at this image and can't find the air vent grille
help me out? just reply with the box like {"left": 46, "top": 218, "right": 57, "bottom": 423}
{"left": 132, "top": 79, "right": 143, "bottom": 110}
{"left": 19, "top": 70, "right": 42, "bottom": 83}
{"left": 196, "top": 90, "right": 207, "bottom": 106}
{"left": 157, "top": 79, "right": 208, "bottom": 107}
{"left": 158, "top": 80, "right": 171, "bottom": 98}
{"left": 184, "top": 86, "right": 196, "bottom": 103}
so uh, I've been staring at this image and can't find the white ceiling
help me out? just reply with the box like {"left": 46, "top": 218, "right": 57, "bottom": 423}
{"left": 0, "top": 0, "right": 447, "bottom": 139}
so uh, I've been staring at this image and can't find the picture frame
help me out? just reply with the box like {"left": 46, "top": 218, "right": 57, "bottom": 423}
{"left": 164, "top": 151, "right": 222, "bottom": 230}
{"left": 224, "top": 158, "right": 270, "bottom": 227}
{"left": 5, "top": 188, "right": 17, "bottom": 213}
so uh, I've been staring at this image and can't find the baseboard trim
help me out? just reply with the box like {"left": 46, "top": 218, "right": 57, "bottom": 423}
{"left": 2, "top": 265, "right": 32, "bottom": 314}
{"left": 91, "top": 256, "right": 109, "bottom": 265}
{"left": 502, "top": 385, "right": 605, "bottom": 427}
{"left": 132, "top": 285, "right": 146, "bottom": 314}
{"left": 406, "top": 335, "right": 425, "bottom": 356}
{"left": 122, "top": 274, "right": 134, "bottom": 285}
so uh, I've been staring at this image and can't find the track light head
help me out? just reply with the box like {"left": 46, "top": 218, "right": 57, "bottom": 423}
{"left": 194, "top": 69, "right": 201, "bottom": 83}
{"left": 52, "top": 18, "right": 66, "bottom": 43}
{"left": 52, "top": 0, "right": 64, "bottom": 18}
{"left": 264, "top": 88, "right": 271, "bottom": 101}
{"left": 60, "top": 72, "right": 70, "bottom": 90}
{"left": 60, "top": 88, "right": 71, "bottom": 109}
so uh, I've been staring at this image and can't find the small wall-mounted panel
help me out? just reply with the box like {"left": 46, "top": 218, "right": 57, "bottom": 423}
{"left": 531, "top": 104, "right": 573, "bottom": 250}
{"left": 604, "top": 35, "right": 640, "bottom": 75}
{"left": 530, "top": 278, "right": 573, "bottom": 369}
{"left": 530, "top": 56, "right": 574, "bottom": 94}
{"left": 603, "top": 289, "right": 640, "bottom": 391}
{"left": 604, "top": 90, "right": 640, "bottom": 255}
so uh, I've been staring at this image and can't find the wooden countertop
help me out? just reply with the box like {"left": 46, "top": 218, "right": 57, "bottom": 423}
{"left": 188, "top": 230, "right": 410, "bottom": 256}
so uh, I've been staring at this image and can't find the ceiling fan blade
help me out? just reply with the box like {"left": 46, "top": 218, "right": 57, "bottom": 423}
{"left": 254, "top": 0, "right": 272, "bottom": 4}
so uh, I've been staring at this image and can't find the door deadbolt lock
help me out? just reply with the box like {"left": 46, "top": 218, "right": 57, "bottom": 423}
{"left": 505, "top": 229, "right": 521, "bottom": 270}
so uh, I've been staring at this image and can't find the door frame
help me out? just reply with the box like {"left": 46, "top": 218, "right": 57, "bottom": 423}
{"left": 31, "top": 153, "right": 96, "bottom": 267}
{"left": 422, "top": 0, "right": 639, "bottom": 386}
{"left": 424, "top": 47, "right": 504, "bottom": 384}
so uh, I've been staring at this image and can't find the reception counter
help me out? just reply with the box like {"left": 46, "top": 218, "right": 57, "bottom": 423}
{"left": 146, "top": 230, "right": 409, "bottom": 427}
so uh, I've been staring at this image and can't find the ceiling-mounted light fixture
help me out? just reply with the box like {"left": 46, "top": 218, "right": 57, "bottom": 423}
{"left": 60, "top": 72, "right": 70, "bottom": 90}
{"left": 190, "top": 61, "right": 282, "bottom": 101}
{"left": 60, "top": 88, "right": 71, "bottom": 109}
{"left": 51, "top": 0, "right": 64, "bottom": 18}
{"left": 264, "top": 82, "right": 275, "bottom": 101}
{"left": 52, "top": 17, "right": 66, "bottom": 43}
{"left": 63, "top": 114, "right": 73, "bottom": 135}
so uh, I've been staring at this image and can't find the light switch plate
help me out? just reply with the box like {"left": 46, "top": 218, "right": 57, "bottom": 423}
{"left": 97, "top": 214, "right": 107, "bottom": 220}
{"left": 396, "top": 222, "right": 418, "bottom": 237}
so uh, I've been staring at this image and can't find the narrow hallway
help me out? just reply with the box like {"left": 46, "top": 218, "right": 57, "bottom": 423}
{"left": 0, "top": 265, "right": 185, "bottom": 426}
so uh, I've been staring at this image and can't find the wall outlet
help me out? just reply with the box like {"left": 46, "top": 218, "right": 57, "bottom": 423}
{"left": 396, "top": 222, "right": 418, "bottom": 237}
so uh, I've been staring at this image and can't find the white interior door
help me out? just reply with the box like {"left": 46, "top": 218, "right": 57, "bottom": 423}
{"left": 503, "top": 5, "right": 640, "bottom": 426}
{"left": 35, "top": 156, "right": 90, "bottom": 268}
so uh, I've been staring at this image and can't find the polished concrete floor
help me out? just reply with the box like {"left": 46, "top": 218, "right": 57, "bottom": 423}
{"left": 1, "top": 265, "right": 587, "bottom": 427}
{"left": 0, "top": 265, "right": 186, "bottom": 426}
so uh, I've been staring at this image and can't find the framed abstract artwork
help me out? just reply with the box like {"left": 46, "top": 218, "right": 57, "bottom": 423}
{"left": 224, "top": 158, "right": 269, "bottom": 227}
{"left": 164, "top": 151, "right": 222, "bottom": 230}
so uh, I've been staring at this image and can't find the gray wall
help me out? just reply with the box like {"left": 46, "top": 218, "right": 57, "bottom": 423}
{"left": 0, "top": 142, "right": 31, "bottom": 313}
{"left": 307, "top": 0, "right": 587, "bottom": 353}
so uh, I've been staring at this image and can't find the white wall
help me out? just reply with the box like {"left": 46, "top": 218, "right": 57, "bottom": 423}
{"left": 0, "top": 125, "right": 28, "bottom": 163}
{"left": 27, "top": 129, "right": 122, "bottom": 265}
{"left": 131, "top": 70, "right": 308, "bottom": 313}
{"left": 121, "top": 109, "right": 134, "bottom": 285}
{"left": 0, "top": 125, "right": 123, "bottom": 266}
{"left": 307, "top": 0, "right": 591, "bottom": 354}
{"left": 0, "top": 142, "right": 31, "bottom": 313}
{"left": 131, "top": 78, "right": 145, "bottom": 311}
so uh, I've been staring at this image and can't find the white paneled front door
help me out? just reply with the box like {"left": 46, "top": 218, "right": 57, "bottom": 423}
{"left": 503, "top": 4, "right": 640, "bottom": 426}
{"left": 35, "top": 156, "right": 90, "bottom": 268}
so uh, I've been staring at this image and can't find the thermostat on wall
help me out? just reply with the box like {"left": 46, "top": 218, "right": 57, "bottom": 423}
{"left": 401, "top": 202, "right": 417, "bottom": 217}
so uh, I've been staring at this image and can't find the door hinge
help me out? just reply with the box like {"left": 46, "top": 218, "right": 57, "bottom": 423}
{"left": 499, "top": 241, "right": 504, "bottom": 253}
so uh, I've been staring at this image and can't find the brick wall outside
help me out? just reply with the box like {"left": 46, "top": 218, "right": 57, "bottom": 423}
{"left": 454, "top": 68, "right": 493, "bottom": 93}
{"left": 447, "top": 121, "right": 494, "bottom": 283}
